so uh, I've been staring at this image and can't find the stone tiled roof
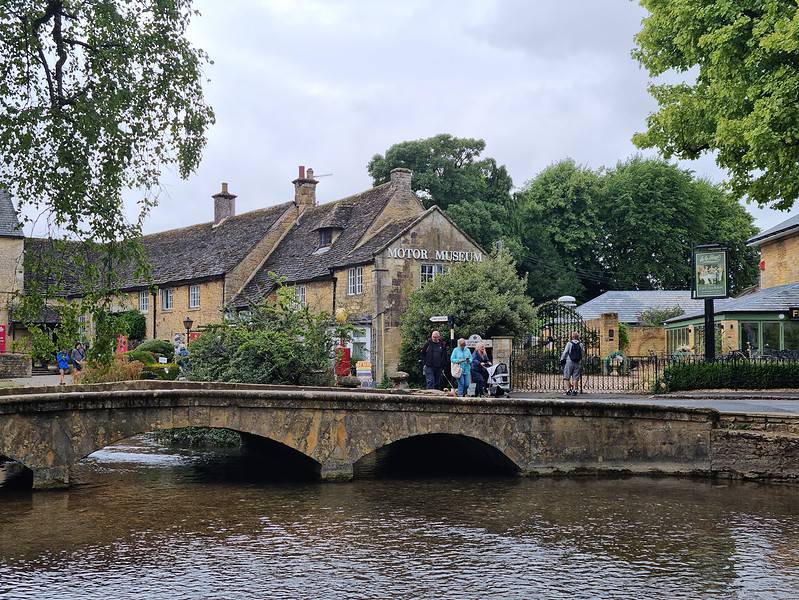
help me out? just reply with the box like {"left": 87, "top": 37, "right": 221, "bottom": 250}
{"left": 25, "top": 202, "right": 292, "bottom": 295}
{"left": 667, "top": 283, "right": 799, "bottom": 323}
{"left": 0, "top": 189, "right": 23, "bottom": 238}
{"left": 233, "top": 183, "right": 398, "bottom": 307}
{"left": 747, "top": 212, "right": 799, "bottom": 246}
{"left": 576, "top": 290, "right": 706, "bottom": 324}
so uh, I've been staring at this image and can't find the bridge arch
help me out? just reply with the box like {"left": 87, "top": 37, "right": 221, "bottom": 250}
{"left": 353, "top": 433, "right": 522, "bottom": 478}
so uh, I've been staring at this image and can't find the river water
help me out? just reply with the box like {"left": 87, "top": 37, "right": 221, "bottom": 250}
{"left": 1, "top": 436, "right": 799, "bottom": 599}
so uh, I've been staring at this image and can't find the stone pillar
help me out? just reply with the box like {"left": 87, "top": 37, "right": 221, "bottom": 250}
{"left": 598, "top": 313, "right": 619, "bottom": 356}
{"left": 320, "top": 460, "right": 354, "bottom": 482}
{"left": 32, "top": 465, "right": 70, "bottom": 490}
{"left": 491, "top": 336, "right": 513, "bottom": 367}
{"left": 720, "top": 320, "right": 738, "bottom": 353}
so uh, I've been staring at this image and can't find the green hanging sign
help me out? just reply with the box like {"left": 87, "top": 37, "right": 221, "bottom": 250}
{"left": 693, "top": 246, "right": 729, "bottom": 299}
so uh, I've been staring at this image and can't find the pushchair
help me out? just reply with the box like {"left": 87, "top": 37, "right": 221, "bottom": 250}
{"left": 485, "top": 362, "right": 510, "bottom": 397}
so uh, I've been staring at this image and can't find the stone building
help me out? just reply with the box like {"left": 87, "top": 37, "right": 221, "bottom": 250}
{"left": 0, "top": 190, "right": 24, "bottom": 353}
{"left": 2, "top": 168, "right": 483, "bottom": 377}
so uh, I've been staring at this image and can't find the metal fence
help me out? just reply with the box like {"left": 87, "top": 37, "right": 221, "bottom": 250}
{"left": 509, "top": 351, "right": 799, "bottom": 394}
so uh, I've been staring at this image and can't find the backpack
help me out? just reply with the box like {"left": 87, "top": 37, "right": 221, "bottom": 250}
{"left": 568, "top": 341, "right": 583, "bottom": 362}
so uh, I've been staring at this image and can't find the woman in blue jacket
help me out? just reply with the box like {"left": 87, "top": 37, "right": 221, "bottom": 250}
{"left": 450, "top": 338, "right": 472, "bottom": 397}
{"left": 56, "top": 349, "right": 70, "bottom": 386}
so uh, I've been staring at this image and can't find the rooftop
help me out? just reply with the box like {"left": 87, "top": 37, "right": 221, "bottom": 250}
{"left": 0, "top": 189, "right": 23, "bottom": 238}
{"left": 747, "top": 212, "right": 799, "bottom": 247}
{"left": 576, "top": 290, "right": 706, "bottom": 324}
{"left": 667, "top": 282, "right": 799, "bottom": 323}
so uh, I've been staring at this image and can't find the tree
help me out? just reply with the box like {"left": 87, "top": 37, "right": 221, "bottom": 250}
{"left": 0, "top": 1, "right": 214, "bottom": 350}
{"left": 639, "top": 306, "right": 685, "bottom": 326}
{"left": 516, "top": 157, "right": 759, "bottom": 299}
{"left": 397, "top": 251, "right": 535, "bottom": 386}
{"left": 368, "top": 134, "right": 515, "bottom": 251}
{"left": 633, "top": 0, "right": 799, "bottom": 210}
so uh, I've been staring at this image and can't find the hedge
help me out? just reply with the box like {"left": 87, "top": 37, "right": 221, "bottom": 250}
{"left": 659, "top": 361, "right": 799, "bottom": 392}
{"left": 126, "top": 350, "right": 156, "bottom": 364}
{"left": 134, "top": 339, "right": 175, "bottom": 361}
{"left": 141, "top": 363, "right": 181, "bottom": 380}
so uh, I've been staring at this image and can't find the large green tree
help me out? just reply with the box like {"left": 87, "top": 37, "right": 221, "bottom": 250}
{"left": 634, "top": 0, "right": 799, "bottom": 210}
{"left": 398, "top": 251, "right": 535, "bottom": 386}
{"left": 517, "top": 157, "right": 759, "bottom": 299}
{"left": 368, "top": 134, "right": 514, "bottom": 251}
{"left": 0, "top": 0, "right": 213, "bottom": 358}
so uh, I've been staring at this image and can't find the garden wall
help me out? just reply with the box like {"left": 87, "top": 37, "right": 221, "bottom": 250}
{"left": 0, "top": 353, "right": 31, "bottom": 378}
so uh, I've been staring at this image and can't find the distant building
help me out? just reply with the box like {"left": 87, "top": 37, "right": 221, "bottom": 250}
{"left": 1, "top": 168, "right": 484, "bottom": 377}
{"left": 748, "top": 212, "right": 799, "bottom": 290}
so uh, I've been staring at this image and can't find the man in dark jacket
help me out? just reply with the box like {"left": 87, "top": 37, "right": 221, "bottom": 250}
{"left": 421, "top": 330, "right": 447, "bottom": 389}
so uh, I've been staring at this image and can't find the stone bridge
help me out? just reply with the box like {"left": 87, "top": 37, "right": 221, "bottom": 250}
{"left": 1, "top": 381, "right": 796, "bottom": 489}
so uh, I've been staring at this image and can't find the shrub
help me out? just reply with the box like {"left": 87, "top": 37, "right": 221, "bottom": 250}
{"left": 76, "top": 356, "right": 145, "bottom": 384}
{"left": 134, "top": 339, "right": 175, "bottom": 361}
{"left": 140, "top": 363, "right": 180, "bottom": 380}
{"left": 659, "top": 361, "right": 799, "bottom": 392}
{"left": 114, "top": 310, "right": 147, "bottom": 342}
{"left": 152, "top": 427, "right": 241, "bottom": 448}
{"left": 126, "top": 350, "right": 156, "bottom": 364}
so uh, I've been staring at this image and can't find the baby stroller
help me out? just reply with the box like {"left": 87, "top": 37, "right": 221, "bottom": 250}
{"left": 486, "top": 362, "right": 510, "bottom": 397}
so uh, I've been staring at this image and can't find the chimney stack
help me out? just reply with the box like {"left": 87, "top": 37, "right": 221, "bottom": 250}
{"left": 293, "top": 165, "right": 318, "bottom": 211}
{"left": 213, "top": 182, "right": 237, "bottom": 224}
{"left": 389, "top": 167, "right": 413, "bottom": 190}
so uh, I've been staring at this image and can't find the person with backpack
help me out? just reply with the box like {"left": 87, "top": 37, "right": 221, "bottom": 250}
{"left": 560, "top": 332, "right": 584, "bottom": 396}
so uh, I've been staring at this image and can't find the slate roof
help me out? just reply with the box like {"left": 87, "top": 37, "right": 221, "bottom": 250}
{"left": 747, "top": 212, "right": 799, "bottom": 246}
{"left": 576, "top": 290, "right": 706, "bottom": 324}
{"left": 667, "top": 283, "right": 799, "bottom": 323}
{"left": 0, "top": 189, "right": 23, "bottom": 238}
{"left": 24, "top": 202, "right": 292, "bottom": 295}
{"left": 234, "top": 183, "right": 412, "bottom": 307}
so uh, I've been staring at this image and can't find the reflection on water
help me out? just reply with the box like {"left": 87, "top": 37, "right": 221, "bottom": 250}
{"left": 1, "top": 435, "right": 799, "bottom": 599}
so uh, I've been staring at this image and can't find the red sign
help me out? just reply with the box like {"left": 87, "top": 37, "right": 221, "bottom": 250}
{"left": 335, "top": 345, "right": 351, "bottom": 376}
{"left": 0, "top": 324, "right": 6, "bottom": 353}
{"left": 116, "top": 334, "right": 128, "bottom": 354}
{"left": 188, "top": 332, "right": 201, "bottom": 343}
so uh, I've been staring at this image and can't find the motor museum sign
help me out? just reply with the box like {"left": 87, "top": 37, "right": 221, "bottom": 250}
{"left": 386, "top": 247, "right": 483, "bottom": 262}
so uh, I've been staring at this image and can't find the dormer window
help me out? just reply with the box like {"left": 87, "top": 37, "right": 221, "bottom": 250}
{"left": 319, "top": 228, "right": 333, "bottom": 247}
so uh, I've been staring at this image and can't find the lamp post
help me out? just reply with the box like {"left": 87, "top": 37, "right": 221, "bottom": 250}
{"left": 182, "top": 316, "right": 193, "bottom": 343}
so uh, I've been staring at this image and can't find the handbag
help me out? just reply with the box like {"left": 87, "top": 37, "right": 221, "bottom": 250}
{"left": 451, "top": 361, "right": 462, "bottom": 378}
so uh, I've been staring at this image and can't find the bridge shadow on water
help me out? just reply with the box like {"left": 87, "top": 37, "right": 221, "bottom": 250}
{"left": 354, "top": 434, "right": 520, "bottom": 479}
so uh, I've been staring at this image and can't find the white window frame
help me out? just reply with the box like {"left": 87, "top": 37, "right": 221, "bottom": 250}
{"left": 347, "top": 267, "right": 363, "bottom": 296}
{"left": 420, "top": 263, "right": 447, "bottom": 285}
{"left": 161, "top": 288, "right": 174, "bottom": 311}
{"left": 295, "top": 285, "right": 306, "bottom": 307}
{"left": 138, "top": 290, "right": 149, "bottom": 314}
{"left": 188, "top": 284, "right": 201, "bottom": 309}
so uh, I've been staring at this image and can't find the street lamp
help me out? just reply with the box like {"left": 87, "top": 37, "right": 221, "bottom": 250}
{"left": 182, "top": 316, "right": 193, "bottom": 342}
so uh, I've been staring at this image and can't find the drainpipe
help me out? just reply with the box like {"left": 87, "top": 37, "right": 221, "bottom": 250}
{"left": 331, "top": 276, "right": 337, "bottom": 314}
{"left": 151, "top": 290, "right": 157, "bottom": 339}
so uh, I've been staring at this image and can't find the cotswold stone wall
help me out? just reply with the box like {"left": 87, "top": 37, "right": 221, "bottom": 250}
{"left": 0, "top": 353, "right": 31, "bottom": 378}
{"left": 759, "top": 235, "right": 799, "bottom": 289}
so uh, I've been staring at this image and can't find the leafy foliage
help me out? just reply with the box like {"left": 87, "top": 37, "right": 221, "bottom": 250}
{"left": 114, "top": 310, "right": 147, "bottom": 342}
{"left": 660, "top": 360, "right": 799, "bottom": 391}
{"left": 151, "top": 428, "right": 240, "bottom": 448}
{"left": 516, "top": 157, "right": 759, "bottom": 299}
{"left": 140, "top": 363, "right": 180, "bottom": 380}
{"left": 398, "top": 251, "right": 535, "bottom": 386}
{"left": 639, "top": 306, "right": 685, "bottom": 326}
{"left": 126, "top": 349, "right": 156, "bottom": 364}
{"left": 0, "top": 1, "right": 213, "bottom": 361}
{"left": 634, "top": 1, "right": 799, "bottom": 209}
{"left": 134, "top": 339, "right": 175, "bottom": 362}
{"left": 76, "top": 355, "right": 144, "bottom": 384}
{"left": 188, "top": 286, "right": 346, "bottom": 385}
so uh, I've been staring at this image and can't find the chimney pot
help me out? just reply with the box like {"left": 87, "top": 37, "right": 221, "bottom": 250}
{"left": 221, "top": 182, "right": 228, "bottom": 194}
{"left": 293, "top": 165, "right": 318, "bottom": 211}
{"left": 389, "top": 167, "right": 413, "bottom": 190}
{"left": 298, "top": 165, "right": 305, "bottom": 180}
{"left": 306, "top": 167, "right": 314, "bottom": 180}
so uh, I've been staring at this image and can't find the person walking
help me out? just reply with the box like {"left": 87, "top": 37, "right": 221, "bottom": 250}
{"left": 560, "top": 332, "right": 584, "bottom": 396}
{"left": 421, "top": 330, "right": 447, "bottom": 389}
{"left": 56, "top": 349, "right": 70, "bottom": 386}
{"left": 71, "top": 342, "right": 86, "bottom": 381}
{"left": 471, "top": 342, "right": 492, "bottom": 397}
{"left": 450, "top": 337, "right": 472, "bottom": 397}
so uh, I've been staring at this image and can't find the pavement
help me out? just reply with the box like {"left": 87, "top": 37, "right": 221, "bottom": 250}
{"left": 512, "top": 390, "right": 799, "bottom": 415}
{"left": 1, "top": 375, "right": 798, "bottom": 415}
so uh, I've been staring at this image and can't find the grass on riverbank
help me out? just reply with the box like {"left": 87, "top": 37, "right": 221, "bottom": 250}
{"left": 152, "top": 427, "right": 241, "bottom": 448}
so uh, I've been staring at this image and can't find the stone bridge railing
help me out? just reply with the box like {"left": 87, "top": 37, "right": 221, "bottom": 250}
{"left": 0, "top": 381, "right": 797, "bottom": 489}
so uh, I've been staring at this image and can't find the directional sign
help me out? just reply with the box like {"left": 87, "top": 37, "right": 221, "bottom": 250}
{"left": 429, "top": 315, "right": 449, "bottom": 323}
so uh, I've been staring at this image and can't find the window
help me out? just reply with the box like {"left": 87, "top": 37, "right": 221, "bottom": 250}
{"left": 694, "top": 324, "right": 722, "bottom": 355}
{"left": 77, "top": 314, "right": 88, "bottom": 339}
{"left": 347, "top": 267, "right": 363, "bottom": 295}
{"left": 785, "top": 322, "right": 799, "bottom": 350}
{"left": 295, "top": 285, "right": 306, "bottom": 307}
{"left": 161, "top": 288, "right": 174, "bottom": 311}
{"left": 667, "top": 327, "right": 690, "bottom": 354}
{"left": 420, "top": 263, "right": 447, "bottom": 285}
{"left": 138, "top": 290, "right": 149, "bottom": 314}
{"left": 189, "top": 284, "right": 201, "bottom": 309}
{"left": 319, "top": 229, "right": 333, "bottom": 247}
{"left": 763, "top": 322, "right": 781, "bottom": 353}
{"left": 741, "top": 322, "right": 760, "bottom": 354}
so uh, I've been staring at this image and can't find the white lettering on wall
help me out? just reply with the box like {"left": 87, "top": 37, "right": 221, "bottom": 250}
{"left": 387, "top": 247, "right": 483, "bottom": 262}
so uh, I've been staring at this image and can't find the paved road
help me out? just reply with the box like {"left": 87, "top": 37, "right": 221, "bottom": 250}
{"left": 513, "top": 392, "right": 799, "bottom": 415}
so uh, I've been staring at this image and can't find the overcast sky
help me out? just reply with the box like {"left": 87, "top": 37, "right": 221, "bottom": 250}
{"left": 134, "top": 0, "right": 788, "bottom": 234}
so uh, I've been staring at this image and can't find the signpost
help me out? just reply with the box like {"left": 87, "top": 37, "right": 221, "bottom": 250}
{"left": 692, "top": 245, "right": 729, "bottom": 361}
{"left": 429, "top": 315, "right": 455, "bottom": 350}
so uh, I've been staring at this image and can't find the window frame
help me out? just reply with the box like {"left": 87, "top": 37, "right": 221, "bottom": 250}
{"left": 295, "top": 285, "right": 306, "bottom": 307}
{"left": 347, "top": 267, "right": 364, "bottom": 296}
{"left": 160, "top": 288, "right": 174, "bottom": 311}
{"left": 319, "top": 229, "right": 333, "bottom": 247}
{"left": 188, "top": 284, "right": 201, "bottom": 309}
{"left": 138, "top": 290, "right": 149, "bottom": 314}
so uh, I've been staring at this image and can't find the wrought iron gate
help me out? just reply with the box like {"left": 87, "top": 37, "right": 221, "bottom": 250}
{"left": 511, "top": 300, "right": 599, "bottom": 392}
